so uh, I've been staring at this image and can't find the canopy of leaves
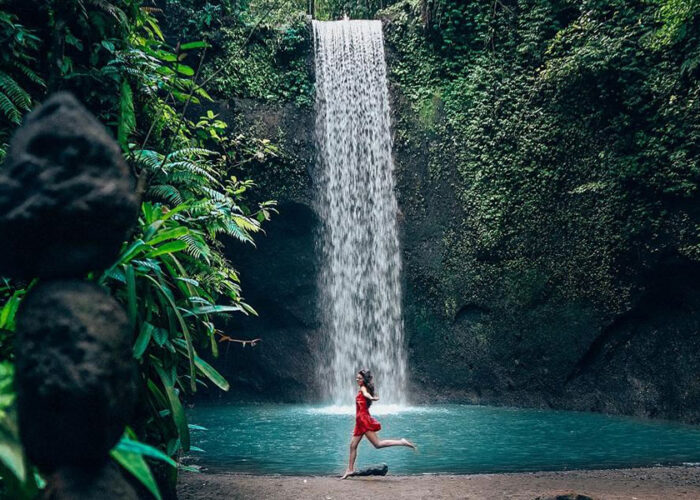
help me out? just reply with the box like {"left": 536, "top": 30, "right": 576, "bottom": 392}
{"left": 0, "top": 0, "right": 278, "bottom": 497}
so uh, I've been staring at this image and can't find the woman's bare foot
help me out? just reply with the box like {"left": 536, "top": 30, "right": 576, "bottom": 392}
{"left": 340, "top": 469, "right": 354, "bottom": 479}
{"left": 401, "top": 438, "right": 417, "bottom": 450}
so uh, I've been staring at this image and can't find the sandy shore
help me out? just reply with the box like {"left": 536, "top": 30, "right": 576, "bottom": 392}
{"left": 177, "top": 465, "right": 700, "bottom": 499}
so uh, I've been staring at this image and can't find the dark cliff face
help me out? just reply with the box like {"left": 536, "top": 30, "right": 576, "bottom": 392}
{"left": 198, "top": 98, "right": 323, "bottom": 402}
{"left": 204, "top": 14, "right": 700, "bottom": 424}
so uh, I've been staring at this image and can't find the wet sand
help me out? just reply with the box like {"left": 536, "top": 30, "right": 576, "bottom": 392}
{"left": 178, "top": 465, "right": 700, "bottom": 499}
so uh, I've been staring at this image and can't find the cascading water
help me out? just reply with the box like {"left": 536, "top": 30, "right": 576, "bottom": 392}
{"left": 313, "top": 20, "right": 407, "bottom": 406}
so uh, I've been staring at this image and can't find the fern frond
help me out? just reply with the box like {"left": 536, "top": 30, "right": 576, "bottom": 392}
{"left": 200, "top": 186, "right": 230, "bottom": 203}
{"left": 148, "top": 184, "right": 183, "bottom": 205}
{"left": 221, "top": 219, "right": 254, "bottom": 243}
{"left": 0, "top": 92, "right": 21, "bottom": 123}
{"left": 180, "top": 233, "right": 211, "bottom": 261}
{"left": 130, "top": 149, "right": 164, "bottom": 171}
{"left": 86, "top": 0, "right": 128, "bottom": 25}
{"left": 167, "top": 148, "right": 214, "bottom": 160}
{"left": 13, "top": 63, "right": 46, "bottom": 87}
{"left": 168, "top": 170, "right": 207, "bottom": 185}
{"left": 0, "top": 72, "right": 31, "bottom": 110}
{"left": 187, "top": 199, "right": 215, "bottom": 215}
{"left": 232, "top": 215, "right": 261, "bottom": 233}
{"left": 168, "top": 160, "right": 219, "bottom": 183}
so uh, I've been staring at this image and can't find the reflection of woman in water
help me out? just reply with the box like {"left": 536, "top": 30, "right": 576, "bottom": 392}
{"left": 341, "top": 369, "right": 416, "bottom": 479}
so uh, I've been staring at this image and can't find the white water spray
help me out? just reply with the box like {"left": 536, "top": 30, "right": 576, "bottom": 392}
{"left": 313, "top": 20, "right": 407, "bottom": 405}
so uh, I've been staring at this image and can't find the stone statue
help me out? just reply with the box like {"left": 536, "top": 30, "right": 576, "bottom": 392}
{"left": 0, "top": 93, "right": 140, "bottom": 499}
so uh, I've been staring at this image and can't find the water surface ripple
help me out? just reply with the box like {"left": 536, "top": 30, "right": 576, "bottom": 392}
{"left": 186, "top": 404, "right": 700, "bottom": 475}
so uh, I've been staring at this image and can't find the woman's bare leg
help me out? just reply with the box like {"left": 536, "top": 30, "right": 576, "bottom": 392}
{"left": 341, "top": 435, "right": 363, "bottom": 479}
{"left": 364, "top": 431, "right": 416, "bottom": 450}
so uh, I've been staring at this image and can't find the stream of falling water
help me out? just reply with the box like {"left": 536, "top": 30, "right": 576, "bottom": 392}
{"left": 313, "top": 19, "right": 407, "bottom": 406}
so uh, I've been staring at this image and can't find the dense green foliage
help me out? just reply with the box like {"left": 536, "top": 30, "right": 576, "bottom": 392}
{"left": 204, "top": 11, "right": 313, "bottom": 106}
{"left": 385, "top": 0, "right": 700, "bottom": 318}
{"left": 0, "top": 0, "right": 278, "bottom": 497}
{"left": 311, "top": 0, "right": 401, "bottom": 19}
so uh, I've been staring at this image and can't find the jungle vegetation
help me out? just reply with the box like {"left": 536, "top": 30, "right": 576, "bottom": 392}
{"left": 1, "top": 0, "right": 699, "bottom": 498}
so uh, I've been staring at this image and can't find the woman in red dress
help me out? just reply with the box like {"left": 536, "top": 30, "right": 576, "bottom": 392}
{"left": 341, "top": 369, "right": 416, "bottom": 479}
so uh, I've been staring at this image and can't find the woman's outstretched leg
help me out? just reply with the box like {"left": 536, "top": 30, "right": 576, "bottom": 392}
{"left": 365, "top": 431, "right": 416, "bottom": 450}
{"left": 341, "top": 435, "right": 363, "bottom": 479}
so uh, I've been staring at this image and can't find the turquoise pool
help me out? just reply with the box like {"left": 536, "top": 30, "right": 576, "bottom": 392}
{"left": 185, "top": 403, "right": 700, "bottom": 475}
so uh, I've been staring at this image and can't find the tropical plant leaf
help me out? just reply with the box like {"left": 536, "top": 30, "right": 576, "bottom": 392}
{"left": 110, "top": 448, "right": 161, "bottom": 500}
{"left": 118, "top": 80, "right": 136, "bottom": 150}
{"left": 153, "top": 361, "right": 190, "bottom": 451}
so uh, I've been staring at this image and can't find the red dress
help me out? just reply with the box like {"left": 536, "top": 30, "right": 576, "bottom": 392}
{"left": 353, "top": 390, "right": 382, "bottom": 436}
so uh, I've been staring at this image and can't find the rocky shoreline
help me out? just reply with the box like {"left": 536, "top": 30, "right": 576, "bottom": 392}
{"left": 178, "top": 465, "right": 700, "bottom": 499}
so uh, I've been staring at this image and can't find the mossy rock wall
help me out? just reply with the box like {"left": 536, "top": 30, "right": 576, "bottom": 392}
{"left": 383, "top": 0, "right": 700, "bottom": 422}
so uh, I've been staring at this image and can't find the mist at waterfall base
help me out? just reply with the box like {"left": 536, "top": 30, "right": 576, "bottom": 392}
{"left": 185, "top": 403, "right": 700, "bottom": 475}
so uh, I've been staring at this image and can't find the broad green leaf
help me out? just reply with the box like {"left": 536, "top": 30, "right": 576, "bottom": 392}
{"left": 180, "top": 41, "right": 209, "bottom": 50}
{"left": 170, "top": 340, "right": 229, "bottom": 391}
{"left": 133, "top": 322, "right": 154, "bottom": 359}
{"left": 196, "top": 87, "right": 213, "bottom": 101}
{"left": 146, "top": 226, "right": 189, "bottom": 245}
{"left": 143, "top": 220, "right": 166, "bottom": 241}
{"left": 145, "top": 276, "right": 197, "bottom": 391}
{"left": 153, "top": 362, "right": 190, "bottom": 451}
{"left": 183, "top": 305, "right": 243, "bottom": 317}
{"left": 146, "top": 379, "right": 168, "bottom": 410}
{"left": 0, "top": 416, "right": 25, "bottom": 483}
{"left": 101, "top": 240, "right": 147, "bottom": 284}
{"left": 194, "top": 355, "right": 229, "bottom": 391}
{"left": 153, "top": 327, "right": 169, "bottom": 347}
{"left": 174, "top": 64, "right": 194, "bottom": 76}
{"left": 114, "top": 437, "right": 176, "bottom": 467}
{"left": 125, "top": 265, "right": 137, "bottom": 329}
{"left": 160, "top": 202, "right": 190, "bottom": 221}
{"left": 111, "top": 448, "right": 161, "bottom": 500}
{"left": 146, "top": 18, "right": 164, "bottom": 41}
{"left": 146, "top": 240, "right": 188, "bottom": 258}
{"left": 0, "top": 289, "right": 23, "bottom": 330}
{"left": 117, "top": 80, "right": 136, "bottom": 150}
{"left": 241, "top": 302, "right": 258, "bottom": 316}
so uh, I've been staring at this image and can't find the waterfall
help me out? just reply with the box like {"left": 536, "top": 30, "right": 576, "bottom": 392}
{"left": 313, "top": 20, "right": 407, "bottom": 406}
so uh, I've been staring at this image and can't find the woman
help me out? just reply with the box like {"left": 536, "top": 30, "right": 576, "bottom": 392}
{"left": 341, "top": 369, "right": 416, "bottom": 479}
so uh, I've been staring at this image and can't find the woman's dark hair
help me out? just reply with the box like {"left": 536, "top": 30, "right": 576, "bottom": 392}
{"left": 358, "top": 369, "right": 376, "bottom": 407}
